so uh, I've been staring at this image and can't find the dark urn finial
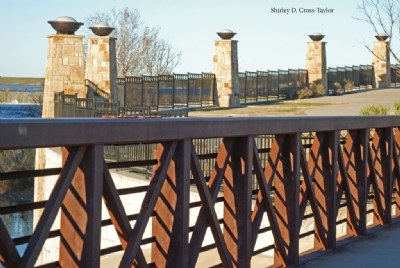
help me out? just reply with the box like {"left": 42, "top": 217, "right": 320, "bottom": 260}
{"left": 217, "top": 29, "right": 236, "bottom": 40}
{"left": 89, "top": 23, "right": 115, "bottom": 36}
{"left": 308, "top": 32, "right": 325, "bottom": 41}
{"left": 375, "top": 34, "right": 389, "bottom": 41}
{"left": 48, "top": 16, "right": 83, "bottom": 35}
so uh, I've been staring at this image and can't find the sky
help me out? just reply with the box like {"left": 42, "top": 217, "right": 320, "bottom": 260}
{"left": 0, "top": 0, "right": 377, "bottom": 77}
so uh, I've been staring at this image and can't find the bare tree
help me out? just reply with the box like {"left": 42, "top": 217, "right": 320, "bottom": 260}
{"left": 85, "top": 7, "right": 181, "bottom": 77}
{"left": 356, "top": 0, "right": 400, "bottom": 62}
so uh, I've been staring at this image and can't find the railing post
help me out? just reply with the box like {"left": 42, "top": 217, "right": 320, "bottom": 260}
{"left": 394, "top": 127, "right": 400, "bottom": 218}
{"left": 272, "top": 133, "right": 301, "bottom": 265}
{"left": 223, "top": 137, "right": 253, "bottom": 267}
{"left": 371, "top": 128, "right": 393, "bottom": 225}
{"left": 59, "top": 145, "right": 104, "bottom": 267}
{"left": 344, "top": 129, "right": 369, "bottom": 236}
{"left": 152, "top": 139, "right": 190, "bottom": 267}
{"left": 310, "top": 131, "right": 338, "bottom": 250}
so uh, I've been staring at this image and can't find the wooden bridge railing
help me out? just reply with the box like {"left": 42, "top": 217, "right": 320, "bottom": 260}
{"left": 0, "top": 116, "right": 399, "bottom": 267}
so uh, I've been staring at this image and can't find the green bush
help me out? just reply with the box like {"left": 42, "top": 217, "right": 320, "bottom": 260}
{"left": 360, "top": 104, "right": 390, "bottom": 115}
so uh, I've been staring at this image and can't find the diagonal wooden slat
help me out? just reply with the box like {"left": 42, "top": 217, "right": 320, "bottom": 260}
{"left": 299, "top": 147, "right": 327, "bottom": 249}
{"left": 19, "top": 146, "right": 86, "bottom": 268}
{"left": 119, "top": 141, "right": 177, "bottom": 267}
{"left": 368, "top": 143, "right": 385, "bottom": 225}
{"left": 370, "top": 129, "right": 392, "bottom": 225}
{"left": 337, "top": 145, "right": 359, "bottom": 236}
{"left": 251, "top": 135, "right": 285, "bottom": 247}
{"left": 0, "top": 218, "right": 20, "bottom": 267}
{"left": 188, "top": 138, "right": 234, "bottom": 268}
{"left": 251, "top": 139, "right": 289, "bottom": 266}
{"left": 190, "top": 143, "right": 232, "bottom": 268}
{"left": 263, "top": 136, "right": 283, "bottom": 188}
{"left": 102, "top": 163, "right": 147, "bottom": 266}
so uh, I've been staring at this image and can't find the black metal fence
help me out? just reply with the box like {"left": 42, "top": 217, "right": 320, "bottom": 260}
{"left": 238, "top": 69, "right": 308, "bottom": 103}
{"left": 327, "top": 65, "right": 374, "bottom": 93}
{"left": 391, "top": 64, "right": 400, "bottom": 87}
{"left": 54, "top": 92, "right": 188, "bottom": 118}
{"left": 118, "top": 73, "right": 216, "bottom": 109}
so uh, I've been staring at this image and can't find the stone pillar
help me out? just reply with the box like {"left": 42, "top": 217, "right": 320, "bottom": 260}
{"left": 85, "top": 36, "right": 118, "bottom": 101}
{"left": 306, "top": 33, "right": 327, "bottom": 93}
{"left": 372, "top": 37, "right": 391, "bottom": 88}
{"left": 42, "top": 34, "right": 85, "bottom": 118}
{"left": 212, "top": 30, "right": 240, "bottom": 107}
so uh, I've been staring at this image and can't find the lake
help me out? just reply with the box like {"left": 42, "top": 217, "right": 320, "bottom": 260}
{"left": 0, "top": 104, "right": 42, "bottom": 118}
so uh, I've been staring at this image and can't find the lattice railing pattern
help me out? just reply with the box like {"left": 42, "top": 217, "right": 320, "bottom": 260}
{"left": 0, "top": 118, "right": 399, "bottom": 267}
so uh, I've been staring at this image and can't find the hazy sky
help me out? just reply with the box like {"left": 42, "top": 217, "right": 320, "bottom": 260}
{"left": 0, "top": 0, "right": 376, "bottom": 77}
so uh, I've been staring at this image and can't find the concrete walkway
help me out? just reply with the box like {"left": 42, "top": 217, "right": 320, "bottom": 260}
{"left": 301, "top": 222, "right": 400, "bottom": 268}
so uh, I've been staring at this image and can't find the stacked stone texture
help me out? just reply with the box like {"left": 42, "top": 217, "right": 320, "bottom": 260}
{"left": 372, "top": 41, "right": 391, "bottom": 88}
{"left": 306, "top": 41, "right": 327, "bottom": 92}
{"left": 85, "top": 36, "right": 118, "bottom": 100}
{"left": 42, "top": 35, "right": 85, "bottom": 118}
{"left": 213, "top": 40, "right": 240, "bottom": 107}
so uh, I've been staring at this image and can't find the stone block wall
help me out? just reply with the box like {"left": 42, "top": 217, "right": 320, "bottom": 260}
{"left": 42, "top": 35, "right": 85, "bottom": 118}
{"left": 372, "top": 41, "right": 391, "bottom": 88}
{"left": 306, "top": 41, "right": 327, "bottom": 92}
{"left": 212, "top": 40, "right": 240, "bottom": 107}
{"left": 85, "top": 36, "right": 118, "bottom": 100}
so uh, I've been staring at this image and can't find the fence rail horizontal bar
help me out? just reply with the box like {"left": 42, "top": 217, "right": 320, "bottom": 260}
{"left": 1, "top": 116, "right": 399, "bottom": 149}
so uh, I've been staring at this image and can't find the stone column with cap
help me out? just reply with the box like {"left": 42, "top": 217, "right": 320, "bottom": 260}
{"left": 372, "top": 34, "right": 391, "bottom": 88}
{"left": 42, "top": 16, "right": 85, "bottom": 118}
{"left": 305, "top": 32, "right": 328, "bottom": 93}
{"left": 35, "top": 16, "right": 86, "bottom": 265}
{"left": 212, "top": 29, "right": 240, "bottom": 107}
{"left": 85, "top": 23, "right": 118, "bottom": 101}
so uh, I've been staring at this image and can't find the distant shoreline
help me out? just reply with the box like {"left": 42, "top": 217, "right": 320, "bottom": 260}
{"left": 0, "top": 77, "right": 44, "bottom": 86}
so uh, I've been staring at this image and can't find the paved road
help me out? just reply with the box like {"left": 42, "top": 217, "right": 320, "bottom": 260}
{"left": 301, "top": 222, "right": 400, "bottom": 268}
{"left": 302, "top": 88, "right": 400, "bottom": 116}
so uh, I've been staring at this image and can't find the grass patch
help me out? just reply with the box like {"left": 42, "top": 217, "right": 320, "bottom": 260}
{"left": 0, "top": 77, "right": 44, "bottom": 85}
{"left": 268, "top": 102, "right": 331, "bottom": 107}
{"left": 360, "top": 104, "right": 390, "bottom": 115}
{"left": 393, "top": 101, "right": 400, "bottom": 115}
{"left": 275, "top": 107, "right": 298, "bottom": 113}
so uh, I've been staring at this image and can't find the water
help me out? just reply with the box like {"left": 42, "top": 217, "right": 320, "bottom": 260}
{"left": 0, "top": 103, "right": 41, "bottom": 257}
{"left": 0, "top": 104, "right": 42, "bottom": 118}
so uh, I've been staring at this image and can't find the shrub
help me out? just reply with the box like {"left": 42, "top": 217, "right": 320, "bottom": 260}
{"left": 344, "top": 79, "right": 354, "bottom": 91}
{"left": 360, "top": 104, "right": 390, "bottom": 115}
{"left": 297, "top": 83, "right": 326, "bottom": 99}
{"left": 332, "top": 82, "right": 344, "bottom": 95}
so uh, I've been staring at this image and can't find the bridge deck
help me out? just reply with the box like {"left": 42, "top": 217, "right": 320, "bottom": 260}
{"left": 302, "top": 222, "right": 400, "bottom": 267}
